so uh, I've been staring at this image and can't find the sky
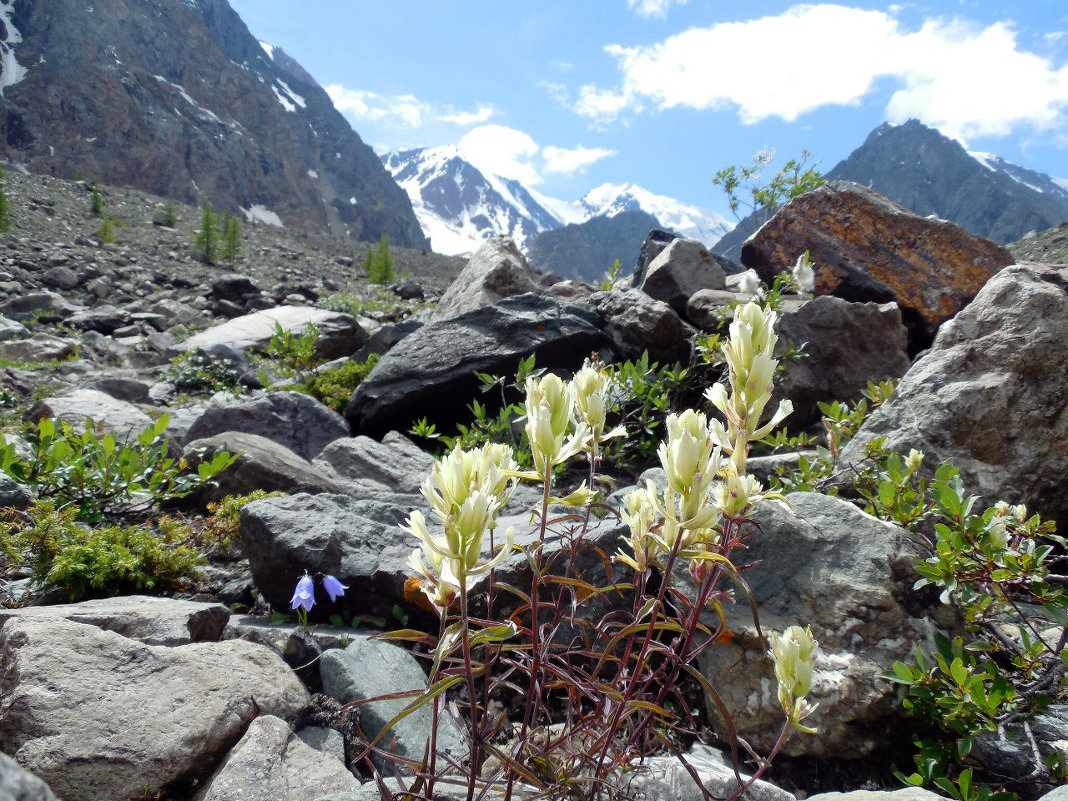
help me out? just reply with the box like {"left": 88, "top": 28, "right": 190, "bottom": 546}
{"left": 227, "top": 0, "right": 1068, "bottom": 221}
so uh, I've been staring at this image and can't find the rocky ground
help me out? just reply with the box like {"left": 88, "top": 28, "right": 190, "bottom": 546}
{"left": 1, "top": 168, "right": 1068, "bottom": 801}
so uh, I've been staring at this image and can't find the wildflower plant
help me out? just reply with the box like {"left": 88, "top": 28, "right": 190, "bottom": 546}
{"left": 355, "top": 302, "right": 817, "bottom": 801}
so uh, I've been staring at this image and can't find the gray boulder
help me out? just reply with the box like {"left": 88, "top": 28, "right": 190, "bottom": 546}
{"left": 180, "top": 306, "right": 368, "bottom": 360}
{"left": 430, "top": 238, "right": 540, "bottom": 322}
{"left": 631, "top": 228, "right": 680, "bottom": 286}
{"left": 0, "top": 333, "right": 79, "bottom": 363}
{"left": 183, "top": 391, "right": 349, "bottom": 460}
{"left": 0, "top": 473, "right": 33, "bottom": 510}
{"left": 807, "top": 792, "right": 944, "bottom": 801}
{"left": 637, "top": 238, "right": 729, "bottom": 314}
{"left": 775, "top": 296, "right": 911, "bottom": 427}
{"left": 65, "top": 304, "right": 131, "bottom": 334}
{"left": 0, "top": 596, "right": 230, "bottom": 646}
{"left": 183, "top": 432, "right": 347, "bottom": 501}
{"left": 0, "top": 616, "right": 308, "bottom": 801}
{"left": 838, "top": 264, "right": 1068, "bottom": 532}
{"left": 591, "top": 286, "right": 694, "bottom": 365}
{"left": 312, "top": 431, "right": 433, "bottom": 497}
{"left": 193, "top": 715, "right": 361, "bottom": 801}
{"left": 0, "top": 752, "right": 61, "bottom": 801}
{"left": 0, "top": 314, "right": 30, "bottom": 341}
{"left": 623, "top": 744, "right": 793, "bottom": 801}
{"left": 0, "top": 291, "right": 81, "bottom": 322}
{"left": 25, "top": 388, "right": 154, "bottom": 439}
{"left": 699, "top": 492, "right": 943, "bottom": 758}
{"left": 321, "top": 636, "right": 465, "bottom": 772}
{"left": 346, "top": 293, "right": 610, "bottom": 438}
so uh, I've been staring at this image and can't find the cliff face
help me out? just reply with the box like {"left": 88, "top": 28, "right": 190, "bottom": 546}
{"left": 0, "top": 0, "right": 428, "bottom": 248}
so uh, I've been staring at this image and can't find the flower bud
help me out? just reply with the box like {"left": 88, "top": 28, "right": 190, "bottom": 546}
{"left": 769, "top": 625, "right": 819, "bottom": 733}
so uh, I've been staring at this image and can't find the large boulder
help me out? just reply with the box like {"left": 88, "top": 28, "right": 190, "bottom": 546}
{"left": 182, "top": 391, "right": 349, "bottom": 460}
{"left": 25, "top": 388, "right": 154, "bottom": 439}
{"left": 0, "top": 616, "right": 308, "bottom": 801}
{"left": 838, "top": 263, "right": 1068, "bottom": 532}
{"left": 631, "top": 228, "right": 680, "bottom": 286}
{"left": 590, "top": 287, "right": 694, "bottom": 365}
{"left": 741, "top": 181, "right": 1014, "bottom": 348}
{"left": 430, "top": 238, "right": 541, "bottom": 322}
{"left": 312, "top": 431, "right": 433, "bottom": 499}
{"left": 192, "top": 716, "right": 362, "bottom": 801}
{"left": 637, "top": 238, "right": 729, "bottom": 314}
{"left": 775, "top": 296, "right": 911, "bottom": 426}
{"left": 345, "top": 294, "right": 611, "bottom": 439}
{"left": 699, "top": 492, "right": 943, "bottom": 758}
{"left": 0, "top": 333, "right": 79, "bottom": 363}
{"left": 180, "top": 306, "right": 368, "bottom": 360}
{"left": 0, "top": 752, "right": 61, "bottom": 801}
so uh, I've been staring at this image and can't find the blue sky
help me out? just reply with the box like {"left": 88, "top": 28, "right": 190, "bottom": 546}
{"left": 228, "top": 0, "right": 1068, "bottom": 220}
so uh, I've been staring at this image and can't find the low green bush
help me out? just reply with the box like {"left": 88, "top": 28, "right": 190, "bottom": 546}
{"left": 165, "top": 351, "right": 242, "bottom": 395}
{"left": 297, "top": 353, "right": 380, "bottom": 412}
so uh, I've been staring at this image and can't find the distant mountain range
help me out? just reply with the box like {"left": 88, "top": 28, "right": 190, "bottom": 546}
{"left": 381, "top": 145, "right": 732, "bottom": 276}
{"left": 0, "top": 0, "right": 427, "bottom": 249}
{"left": 713, "top": 119, "right": 1068, "bottom": 258}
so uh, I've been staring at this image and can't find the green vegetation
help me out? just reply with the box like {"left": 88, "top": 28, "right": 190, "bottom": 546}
{"left": 160, "top": 202, "right": 178, "bottom": 228}
{"left": 165, "top": 351, "right": 243, "bottom": 396}
{"left": 96, "top": 216, "right": 116, "bottom": 244}
{"left": 0, "top": 167, "right": 12, "bottom": 232}
{"left": 221, "top": 211, "right": 242, "bottom": 269}
{"left": 296, "top": 352, "right": 380, "bottom": 413}
{"left": 258, "top": 323, "right": 322, "bottom": 385}
{"left": 201, "top": 490, "right": 284, "bottom": 553}
{"left": 90, "top": 182, "right": 104, "bottom": 216}
{"left": 0, "top": 416, "right": 235, "bottom": 522}
{"left": 323, "top": 286, "right": 433, "bottom": 318}
{"left": 713, "top": 148, "right": 825, "bottom": 237}
{"left": 194, "top": 204, "right": 220, "bottom": 264}
{"left": 363, "top": 234, "right": 395, "bottom": 285}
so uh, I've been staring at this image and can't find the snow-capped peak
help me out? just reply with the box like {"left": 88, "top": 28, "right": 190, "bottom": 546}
{"left": 582, "top": 183, "right": 733, "bottom": 246}
{"left": 968, "top": 150, "right": 1068, "bottom": 200}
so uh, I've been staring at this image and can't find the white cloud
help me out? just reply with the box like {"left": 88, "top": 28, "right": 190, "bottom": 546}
{"left": 459, "top": 125, "right": 543, "bottom": 185}
{"left": 628, "top": 0, "right": 688, "bottom": 18}
{"left": 571, "top": 4, "right": 1068, "bottom": 142}
{"left": 543, "top": 145, "right": 616, "bottom": 175}
{"left": 327, "top": 84, "right": 495, "bottom": 130}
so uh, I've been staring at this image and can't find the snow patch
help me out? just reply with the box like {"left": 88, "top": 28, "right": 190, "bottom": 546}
{"left": 1055, "top": 177, "right": 1068, "bottom": 193}
{"left": 153, "top": 75, "right": 222, "bottom": 123}
{"left": 271, "top": 79, "right": 305, "bottom": 113}
{"left": 242, "top": 205, "right": 284, "bottom": 227}
{"left": 271, "top": 85, "right": 295, "bottom": 112}
{"left": 349, "top": 197, "right": 357, "bottom": 205}
{"left": 259, "top": 41, "right": 276, "bottom": 60}
{"left": 0, "top": 1, "right": 28, "bottom": 96}
{"left": 307, "top": 169, "right": 318, "bottom": 179}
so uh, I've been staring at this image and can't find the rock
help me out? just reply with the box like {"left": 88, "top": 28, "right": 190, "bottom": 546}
{"left": 85, "top": 375, "right": 153, "bottom": 404}
{"left": 239, "top": 492, "right": 411, "bottom": 621}
{"left": 41, "top": 266, "right": 80, "bottom": 290}
{"left": 320, "top": 636, "right": 465, "bottom": 772}
{"left": 0, "top": 596, "right": 231, "bottom": 646}
{"left": 746, "top": 450, "right": 820, "bottom": 486}
{"left": 182, "top": 391, "right": 349, "bottom": 460}
{"left": 180, "top": 306, "right": 368, "bottom": 361}
{"left": 346, "top": 294, "right": 611, "bottom": 439}
{"left": 296, "top": 726, "right": 347, "bottom": 766}
{"left": 0, "top": 616, "right": 309, "bottom": 801}
{"left": 623, "top": 743, "right": 793, "bottom": 801}
{"left": 591, "top": 286, "right": 694, "bottom": 364}
{"left": 807, "top": 792, "right": 944, "bottom": 801}
{"left": 211, "top": 273, "right": 262, "bottom": 300}
{"left": 741, "top": 181, "right": 1014, "bottom": 348}
{"left": 637, "top": 238, "right": 728, "bottom": 314}
{"left": 352, "top": 318, "right": 422, "bottom": 361}
{"left": 699, "top": 492, "right": 942, "bottom": 758}
{"left": 430, "top": 238, "right": 540, "bottom": 322}
{"left": 631, "top": 228, "right": 680, "bottom": 286}
{"left": 0, "top": 752, "right": 61, "bottom": 801}
{"left": 685, "top": 288, "right": 745, "bottom": 329}
{"left": 192, "top": 715, "right": 361, "bottom": 801}
{"left": 0, "top": 333, "right": 79, "bottom": 363}
{"left": 64, "top": 304, "right": 132, "bottom": 334}
{"left": 775, "top": 296, "right": 910, "bottom": 426}
{"left": 0, "top": 473, "right": 33, "bottom": 510}
{"left": 0, "top": 291, "right": 81, "bottom": 323}
{"left": 312, "top": 432, "right": 433, "bottom": 497}
{"left": 26, "top": 388, "right": 154, "bottom": 439}
{"left": 1039, "top": 787, "right": 1068, "bottom": 801}
{"left": 183, "top": 432, "right": 347, "bottom": 501}
{"left": 837, "top": 264, "right": 1068, "bottom": 533}
{"left": 0, "top": 314, "right": 30, "bottom": 341}
{"left": 968, "top": 704, "right": 1068, "bottom": 788}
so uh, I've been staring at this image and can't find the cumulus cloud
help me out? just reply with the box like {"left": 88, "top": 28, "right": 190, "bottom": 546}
{"left": 543, "top": 145, "right": 617, "bottom": 174}
{"left": 456, "top": 125, "right": 615, "bottom": 184}
{"left": 326, "top": 84, "right": 495, "bottom": 130}
{"left": 571, "top": 4, "right": 1068, "bottom": 142}
{"left": 628, "top": 0, "right": 688, "bottom": 18}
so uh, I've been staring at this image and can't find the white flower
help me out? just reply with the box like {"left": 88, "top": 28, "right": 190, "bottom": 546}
{"left": 792, "top": 252, "right": 815, "bottom": 294}
{"left": 738, "top": 269, "right": 761, "bottom": 298}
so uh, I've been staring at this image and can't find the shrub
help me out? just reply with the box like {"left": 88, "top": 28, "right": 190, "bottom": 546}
{"left": 256, "top": 323, "right": 322, "bottom": 386}
{"left": 165, "top": 351, "right": 242, "bottom": 395}
{"left": 297, "top": 352, "right": 380, "bottom": 412}
{"left": 195, "top": 205, "right": 220, "bottom": 264}
{"left": 0, "top": 167, "right": 11, "bottom": 232}
{"left": 97, "top": 217, "right": 115, "bottom": 244}
{"left": 1, "top": 500, "right": 203, "bottom": 602}
{"left": 0, "top": 416, "right": 236, "bottom": 522}
{"left": 200, "top": 490, "right": 284, "bottom": 555}
{"left": 160, "top": 202, "right": 178, "bottom": 228}
{"left": 713, "top": 148, "right": 824, "bottom": 238}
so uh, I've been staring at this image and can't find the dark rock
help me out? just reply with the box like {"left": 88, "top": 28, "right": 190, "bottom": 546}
{"left": 430, "top": 238, "right": 540, "bottom": 321}
{"left": 0, "top": 473, "right": 33, "bottom": 511}
{"left": 211, "top": 274, "right": 261, "bottom": 300}
{"left": 182, "top": 391, "right": 349, "bottom": 461}
{"left": 65, "top": 304, "right": 131, "bottom": 334}
{"left": 86, "top": 376, "right": 153, "bottom": 404}
{"left": 351, "top": 318, "right": 422, "bottom": 362}
{"left": 41, "top": 266, "right": 80, "bottom": 290}
{"left": 346, "top": 293, "right": 611, "bottom": 438}
{"left": 632, "top": 228, "right": 679, "bottom": 286}
{"left": 685, "top": 288, "right": 745, "bottom": 329}
{"left": 740, "top": 181, "right": 1014, "bottom": 349}
{"left": 591, "top": 286, "right": 693, "bottom": 365}
{"left": 0, "top": 291, "right": 81, "bottom": 322}
{"left": 838, "top": 263, "right": 1068, "bottom": 533}
{"left": 638, "top": 238, "right": 728, "bottom": 314}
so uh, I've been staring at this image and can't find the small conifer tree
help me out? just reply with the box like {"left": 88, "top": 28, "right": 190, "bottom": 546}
{"left": 0, "top": 168, "right": 11, "bottom": 233}
{"left": 221, "top": 212, "right": 242, "bottom": 269}
{"left": 367, "top": 234, "right": 394, "bottom": 285}
{"left": 161, "top": 202, "right": 177, "bottom": 228}
{"left": 97, "top": 217, "right": 115, "bottom": 244}
{"left": 195, "top": 205, "right": 220, "bottom": 265}
{"left": 90, "top": 183, "right": 104, "bottom": 216}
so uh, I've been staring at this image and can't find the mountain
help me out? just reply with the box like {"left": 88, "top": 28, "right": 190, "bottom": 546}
{"left": 712, "top": 119, "right": 1068, "bottom": 258}
{"left": 0, "top": 0, "right": 427, "bottom": 249}
{"left": 525, "top": 210, "right": 663, "bottom": 283}
{"left": 381, "top": 146, "right": 731, "bottom": 269}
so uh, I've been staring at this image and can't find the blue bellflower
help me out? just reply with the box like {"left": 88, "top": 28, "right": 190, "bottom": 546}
{"left": 322, "top": 574, "right": 349, "bottom": 603}
{"left": 290, "top": 573, "right": 315, "bottom": 612}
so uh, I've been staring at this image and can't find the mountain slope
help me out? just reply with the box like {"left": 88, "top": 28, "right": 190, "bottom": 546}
{"left": 525, "top": 210, "right": 663, "bottom": 282}
{"left": 581, "top": 183, "right": 731, "bottom": 247}
{"left": 0, "top": 0, "right": 427, "bottom": 248}
{"left": 712, "top": 119, "right": 1068, "bottom": 257}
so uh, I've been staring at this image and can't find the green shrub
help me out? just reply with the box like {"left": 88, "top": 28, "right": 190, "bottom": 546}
{"left": 257, "top": 323, "right": 322, "bottom": 385}
{"left": 713, "top": 147, "right": 824, "bottom": 237}
{"left": 0, "top": 167, "right": 11, "bottom": 232}
{"left": 297, "top": 353, "right": 380, "bottom": 412}
{"left": 0, "top": 416, "right": 236, "bottom": 522}
{"left": 166, "top": 351, "right": 242, "bottom": 395}
{"left": 364, "top": 234, "right": 394, "bottom": 285}
{"left": 160, "top": 202, "right": 178, "bottom": 228}
{"left": 97, "top": 217, "right": 115, "bottom": 244}
{"left": 1, "top": 500, "right": 203, "bottom": 602}
{"left": 201, "top": 489, "right": 284, "bottom": 554}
